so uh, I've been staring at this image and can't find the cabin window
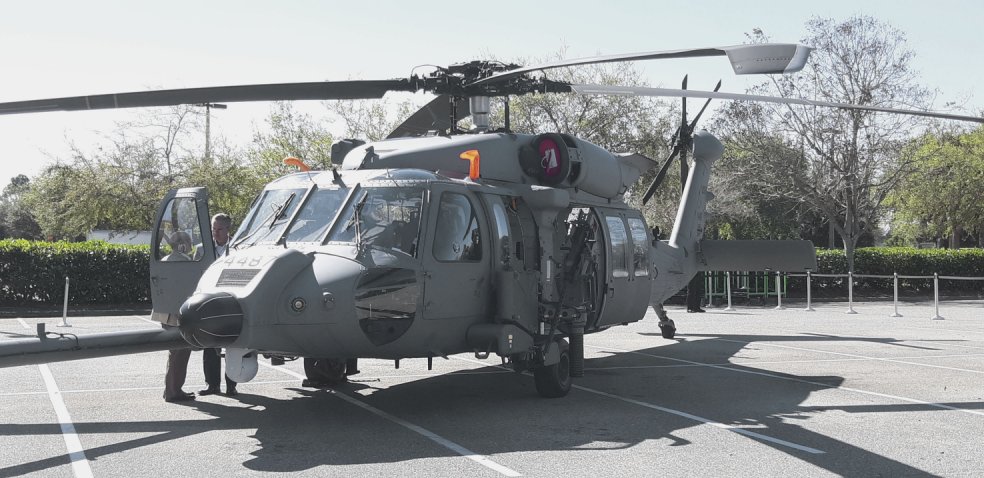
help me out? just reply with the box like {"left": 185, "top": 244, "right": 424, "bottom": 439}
{"left": 433, "top": 193, "right": 482, "bottom": 262}
{"left": 605, "top": 214, "right": 629, "bottom": 278}
{"left": 627, "top": 217, "right": 650, "bottom": 277}
{"left": 156, "top": 197, "right": 204, "bottom": 262}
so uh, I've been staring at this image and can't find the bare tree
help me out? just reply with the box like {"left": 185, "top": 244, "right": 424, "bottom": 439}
{"left": 714, "top": 16, "right": 933, "bottom": 270}
{"left": 327, "top": 97, "right": 419, "bottom": 143}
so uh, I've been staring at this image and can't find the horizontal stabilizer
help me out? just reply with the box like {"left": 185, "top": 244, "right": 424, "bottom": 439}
{"left": 699, "top": 240, "right": 816, "bottom": 272}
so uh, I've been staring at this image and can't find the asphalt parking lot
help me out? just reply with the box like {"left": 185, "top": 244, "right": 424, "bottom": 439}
{"left": 2, "top": 300, "right": 983, "bottom": 477}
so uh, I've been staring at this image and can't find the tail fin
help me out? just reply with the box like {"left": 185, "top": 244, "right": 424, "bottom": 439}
{"left": 668, "top": 131, "right": 723, "bottom": 255}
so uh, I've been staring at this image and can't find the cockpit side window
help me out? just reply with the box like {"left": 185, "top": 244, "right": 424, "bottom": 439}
{"left": 488, "top": 197, "right": 511, "bottom": 267}
{"left": 433, "top": 193, "right": 482, "bottom": 262}
{"left": 155, "top": 197, "right": 204, "bottom": 262}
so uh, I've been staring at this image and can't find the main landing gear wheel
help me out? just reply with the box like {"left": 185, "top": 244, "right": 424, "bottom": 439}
{"left": 659, "top": 319, "right": 676, "bottom": 339}
{"left": 302, "top": 358, "right": 347, "bottom": 387}
{"left": 534, "top": 338, "right": 572, "bottom": 398}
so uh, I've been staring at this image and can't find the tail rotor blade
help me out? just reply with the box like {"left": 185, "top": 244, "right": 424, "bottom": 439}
{"left": 679, "top": 147, "right": 690, "bottom": 192}
{"left": 642, "top": 143, "right": 683, "bottom": 205}
{"left": 689, "top": 80, "right": 722, "bottom": 130}
{"left": 681, "top": 75, "right": 688, "bottom": 127}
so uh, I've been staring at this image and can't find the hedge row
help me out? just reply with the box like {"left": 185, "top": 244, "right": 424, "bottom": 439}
{"left": 0, "top": 239, "right": 151, "bottom": 305}
{"left": 799, "top": 247, "right": 984, "bottom": 294}
{"left": 3, "top": 240, "right": 983, "bottom": 305}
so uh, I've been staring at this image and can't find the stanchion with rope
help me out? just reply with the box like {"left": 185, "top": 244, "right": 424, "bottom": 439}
{"left": 931, "top": 272, "right": 944, "bottom": 320}
{"left": 58, "top": 276, "right": 72, "bottom": 328}
{"left": 805, "top": 270, "right": 815, "bottom": 311}
{"left": 846, "top": 271, "right": 858, "bottom": 314}
{"left": 890, "top": 272, "right": 902, "bottom": 317}
{"left": 723, "top": 271, "right": 734, "bottom": 311}
{"left": 774, "top": 271, "right": 785, "bottom": 310}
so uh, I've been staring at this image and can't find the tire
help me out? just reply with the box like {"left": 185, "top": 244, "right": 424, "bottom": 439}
{"left": 534, "top": 339, "right": 572, "bottom": 398}
{"left": 302, "top": 358, "right": 347, "bottom": 387}
{"left": 659, "top": 320, "right": 676, "bottom": 339}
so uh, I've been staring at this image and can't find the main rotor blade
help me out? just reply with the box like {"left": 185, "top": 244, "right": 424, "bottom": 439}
{"left": 0, "top": 80, "right": 414, "bottom": 116}
{"left": 570, "top": 84, "right": 984, "bottom": 124}
{"left": 470, "top": 43, "right": 812, "bottom": 87}
{"left": 386, "top": 95, "right": 471, "bottom": 139}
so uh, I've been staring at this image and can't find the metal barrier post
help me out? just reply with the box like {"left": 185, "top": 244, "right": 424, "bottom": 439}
{"left": 59, "top": 276, "right": 72, "bottom": 328}
{"left": 805, "top": 271, "right": 815, "bottom": 311}
{"left": 846, "top": 271, "right": 858, "bottom": 314}
{"left": 774, "top": 271, "right": 785, "bottom": 310}
{"left": 931, "top": 272, "right": 944, "bottom": 320}
{"left": 723, "top": 271, "right": 734, "bottom": 311}
{"left": 890, "top": 272, "right": 902, "bottom": 317}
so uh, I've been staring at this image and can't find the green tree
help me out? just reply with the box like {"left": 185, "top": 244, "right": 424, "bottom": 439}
{"left": 327, "top": 97, "right": 418, "bottom": 142}
{"left": 23, "top": 106, "right": 225, "bottom": 239}
{"left": 184, "top": 138, "right": 267, "bottom": 228}
{"left": 888, "top": 127, "right": 984, "bottom": 246}
{"left": 249, "top": 102, "right": 335, "bottom": 179}
{"left": 0, "top": 174, "right": 42, "bottom": 239}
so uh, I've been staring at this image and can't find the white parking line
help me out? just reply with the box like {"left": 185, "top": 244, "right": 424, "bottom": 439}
{"left": 38, "top": 365, "right": 93, "bottom": 478}
{"left": 714, "top": 338, "right": 984, "bottom": 376}
{"left": 571, "top": 383, "right": 825, "bottom": 454}
{"left": 13, "top": 318, "right": 93, "bottom": 478}
{"left": 17, "top": 318, "right": 29, "bottom": 329}
{"left": 589, "top": 344, "right": 984, "bottom": 418}
{"left": 452, "top": 356, "right": 824, "bottom": 455}
{"left": 586, "top": 352, "right": 984, "bottom": 372}
{"left": 260, "top": 361, "right": 522, "bottom": 477}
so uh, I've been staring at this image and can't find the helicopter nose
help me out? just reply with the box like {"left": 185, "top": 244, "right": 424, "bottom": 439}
{"left": 178, "top": 292, "right": 244, "bottom": 348}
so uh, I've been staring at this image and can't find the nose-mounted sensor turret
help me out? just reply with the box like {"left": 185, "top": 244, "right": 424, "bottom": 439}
{"left": 178, "top": 291, "right": 244, "bottom": 348}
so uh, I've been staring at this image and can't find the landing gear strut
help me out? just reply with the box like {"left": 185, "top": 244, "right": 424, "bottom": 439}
{"left": 653, "top": 303, "right": 676, "bottom": 339}
{"left": 534, "top": 338, "right": 571, "bottom": 398}
{"left": 658, "top": 319, "right": 676, "bottom": 339}
{"left": 302, "top": 358, "right": 348, "bottom": 387}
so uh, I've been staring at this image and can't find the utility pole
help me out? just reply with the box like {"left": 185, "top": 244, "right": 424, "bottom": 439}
{"left": 196, "top": 103, "right": 227, "bottom": 162}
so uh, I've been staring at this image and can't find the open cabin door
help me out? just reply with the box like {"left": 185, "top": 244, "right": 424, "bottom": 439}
{"left": 593, "top": 208, "right": 652, "bottom": 329}
{"left": 150, "top": 187, "right": 215, "bottom": 325}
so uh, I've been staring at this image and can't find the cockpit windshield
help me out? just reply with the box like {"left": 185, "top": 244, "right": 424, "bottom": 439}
{"left": 328, "top": 186, "right": 424, "bottom": 256}
{"left": 232, "top": 182, "right": 425, "bottom": 255}
{"left": 284, "top": 187, "right": 349, "bottom": 243}
{"left": 232, "top": 187, "right": 307, "bottom": 247}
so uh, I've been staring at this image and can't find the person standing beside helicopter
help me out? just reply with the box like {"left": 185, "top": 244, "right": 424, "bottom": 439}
{"left": 162, "top": 231, "right": 196, "bottom": 402}
{"left": 196, "top": 213, "right": 240, "bottom": 397}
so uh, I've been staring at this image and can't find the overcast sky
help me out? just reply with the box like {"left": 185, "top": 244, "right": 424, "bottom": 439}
{"left": 2, "top": 0, "right": 981, "bottom": 185}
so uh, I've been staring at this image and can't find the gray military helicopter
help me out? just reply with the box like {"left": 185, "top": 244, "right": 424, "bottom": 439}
{"left": 2, "top": 43, "right": 982, "bottom": 398}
